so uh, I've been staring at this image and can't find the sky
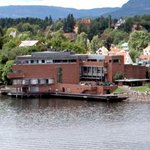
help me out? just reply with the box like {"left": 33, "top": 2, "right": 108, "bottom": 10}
{"left": 0, "top": 0, "right": 129, "bottom": 9}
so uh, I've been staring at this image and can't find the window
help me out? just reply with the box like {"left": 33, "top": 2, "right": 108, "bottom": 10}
{"left": 113, "top": 59, "right": 120, "bottom": 63}
{"left": 41, "top": 60, "right": 45, "bottom": 63}
{"left": 31, "top": 60, "right": 34, "bottom": 64}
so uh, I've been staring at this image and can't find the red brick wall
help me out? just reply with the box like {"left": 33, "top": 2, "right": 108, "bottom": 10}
{"left": 105, "top": 55, "right": 124, "bottom": 82}
{"left": 39, "top": 85, "right": 56, "bottom": 93}
{"left": 56, "top": 83, "right": 97, "bottom": 94}
{"left": 97, "top": 85, "right": 117, "bottom": 94}
{"left": 12, "top": 63, "right": 80, "bottom": 84}
{"left": 124, "top": 65, "right": 147, "bottom": 79}
{"left": 80, "top": 61, "right": 106, "bottom": 67}
{"left": 56, "top": 83, "right": 117, "bottom": 95}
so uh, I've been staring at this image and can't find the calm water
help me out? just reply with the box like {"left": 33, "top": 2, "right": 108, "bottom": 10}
{"left": 0, "top": 96, "right": 150, "bottom": 150}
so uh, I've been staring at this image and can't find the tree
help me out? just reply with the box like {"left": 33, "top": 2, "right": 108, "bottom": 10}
{"left": 113, "top": 72, "right": 124, "bottom": 81}
{"left": 90, "top": 35, "right": 102, "bottom": 53}
{"left": 78, "top": 22, "right": 89, "bottom": 35}
{"left": 63, "top": 14, "right": 75, "bottom": 33}
{"left": 109, "top": 29, "right": 129, "bottom": 45}
{"left": 51, "top": 19, "right": 63, "bottom": 31}
{"left": 119, "top": 17, "right": 134, "bottom": 32}
{"left": 129, "top": 49, "right": 141, "bottom": 62}
{"left": 45, "top": 15, "right": 53, "bottom": 26}
{"left": 2, "top": 60, "right": 14, "bottom": 84}
{"left": 100, "top": 30, "right": 113, "bottom": 50}
{"left": 75, "top": 32, "right": 88, "bottom": 51}
{"left": 128, "top": 30, "right": 150, "bottom": 52}
{"left": 87, "top": 17, "right": 110, "bottom": 40}
{"left": 49, "top": 29, "right": 67, "bottom": 50}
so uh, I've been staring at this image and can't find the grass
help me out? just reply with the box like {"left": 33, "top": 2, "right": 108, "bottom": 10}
{"left": 112, "top": 83, "right": 150, "bottom": 94}
{"left": 131, "top": 84, "right": 150, "bottom": 92}
{"left": 113, "top": 87, "right": 125, "bottom": 94}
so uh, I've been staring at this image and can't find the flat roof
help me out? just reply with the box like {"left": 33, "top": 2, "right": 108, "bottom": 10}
{"left": 115, "top": 79, "right": 150, "bottom": 82}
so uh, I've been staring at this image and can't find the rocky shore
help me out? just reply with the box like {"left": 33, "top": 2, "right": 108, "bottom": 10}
{"left": 121, "top": 86, "right": 150, "bottom": 102}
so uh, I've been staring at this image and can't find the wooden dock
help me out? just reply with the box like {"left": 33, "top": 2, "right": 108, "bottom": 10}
{"left": 8, "top": 91, "right": 128, "bottom": 102}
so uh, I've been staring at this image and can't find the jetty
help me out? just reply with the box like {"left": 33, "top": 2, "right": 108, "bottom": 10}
{"left": 8, "top": 91, "right": 128, "bottom": 102}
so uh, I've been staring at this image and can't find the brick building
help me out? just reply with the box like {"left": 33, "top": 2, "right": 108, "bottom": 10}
{"left": 8, "top": 51, "right": 148, "bottom": 95}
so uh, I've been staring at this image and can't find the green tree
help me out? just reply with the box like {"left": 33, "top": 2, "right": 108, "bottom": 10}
{"left": 90, "top": 35, "right": 102, "bottom": 53}
{"left": 119, "top": 17, "right": 134, "bottom": 32}
{"left": 128, "top": 30, "right": 150, "bottom": 52}
{"left": 100, "top": 30, "right": 113, "bottom": 50}
{"left": 2, "top": 60, "right": 14, "bottom": 84}
{"left": 87, "top": 17, "right": 109, "bottom": 40}
{"left": 109, "top": 29, "right": 129, "bottom": 45}
{"left": 51, "top": 19, "right": 63, "bottom": 31}
{"left": 63, "top": 14, "right": 75, "bottom": 33}
{"left": 129, "top": 49, "right": 141, "bottom": 62}
{"left": 113, "top": 72, "right": 124, "bottom": 81}
{"left": 50, "top": 29, "right": 67, "bottom": 50}
{"left": 75, "top": 32, "right": 88, "bottom": 51}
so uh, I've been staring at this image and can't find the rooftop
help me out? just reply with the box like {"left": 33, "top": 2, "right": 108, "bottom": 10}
{"left": 19, "top": 40, "right": 39, "bottom": 47}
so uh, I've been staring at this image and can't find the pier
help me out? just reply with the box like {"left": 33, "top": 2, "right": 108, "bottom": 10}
{"left": 7, "top": 91, "right": 128, "bottom": 102}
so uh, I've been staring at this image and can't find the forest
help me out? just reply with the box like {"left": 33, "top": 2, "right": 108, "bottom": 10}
{"left": 0, "top": 14, "right": 150, "bottom": 83}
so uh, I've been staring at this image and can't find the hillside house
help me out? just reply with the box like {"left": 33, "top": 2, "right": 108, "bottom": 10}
{"left": 19, "top": 40, "right": 39, "bottom": 47}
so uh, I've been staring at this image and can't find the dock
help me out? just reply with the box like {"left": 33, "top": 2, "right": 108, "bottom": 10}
{"left": 8, "top": 91, "right": 128, "bottom": 102}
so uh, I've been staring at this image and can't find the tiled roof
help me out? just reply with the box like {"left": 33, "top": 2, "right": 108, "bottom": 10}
{"left": 139, "top": 55, "right": 150, "bottom": 60}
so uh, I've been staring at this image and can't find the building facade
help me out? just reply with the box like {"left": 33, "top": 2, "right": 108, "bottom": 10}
{"left": 8, "top": 51, "right": 148, "bottom": 95}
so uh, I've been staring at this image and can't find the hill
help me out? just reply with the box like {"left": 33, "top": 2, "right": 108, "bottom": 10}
{"left": 0, "top": 5, "right": 118, "bottom": 19}
{"left": 1, "top": 0, "right": 150, "bottom": 19}
{"left": 108, "top": 0, "right": 150, "bottom": 18}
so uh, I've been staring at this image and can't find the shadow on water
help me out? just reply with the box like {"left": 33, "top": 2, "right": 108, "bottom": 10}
{"left": 0, "top": 95, "right": 129, "bottom": 123}
{"left": 0, "top": 95, "right": 126, "bottom": 110}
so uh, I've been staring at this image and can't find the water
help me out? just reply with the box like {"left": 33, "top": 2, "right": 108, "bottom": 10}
{"left": 0, "top": 96, "right": 150, "bottom": 150}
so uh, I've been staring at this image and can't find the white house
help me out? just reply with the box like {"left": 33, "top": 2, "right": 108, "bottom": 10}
{"left": 19, "top": 40, "right": 39, "bottom": 47}
{"left": 121, "top": 42, "right": 129, "bottom": 51}
{"left": 143, "top": 45, "right": 150, "bottom": 55}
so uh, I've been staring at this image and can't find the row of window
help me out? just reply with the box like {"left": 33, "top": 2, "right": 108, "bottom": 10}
{"left": 13, "top": 79, "right": 54, "bottom": 85}
{"left": 81, "top": 67, "right": 107, "bottom": 74}
{"left": 17, "top": 59, "right": 77, "bottom": 64}
{"left": 109, "top": 59, "right": 121, "bottom": 63}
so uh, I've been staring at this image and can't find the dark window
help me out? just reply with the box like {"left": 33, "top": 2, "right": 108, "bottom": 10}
{"left": 88, "top": 59, "right": 97, "bottom": 62}
{"left": 46, "top": 79, "right": 49, "bottom": 84}
{"left": 42, "top": 60, "right": 45, "bottom": 63}
{"left": 113, "top": 59, "right": 120, "bottom": 63}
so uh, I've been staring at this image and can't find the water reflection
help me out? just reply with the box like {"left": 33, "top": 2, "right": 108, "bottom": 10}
{"left": 1, "top": 96, "right": 150, "bottom": 150}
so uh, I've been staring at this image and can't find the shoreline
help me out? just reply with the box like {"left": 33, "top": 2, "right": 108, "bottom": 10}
{"left": 0, "top": 85, "right": 150, "bottom": 102}
{"left": 119, "top": 86, "right": 150, "bottom": 102}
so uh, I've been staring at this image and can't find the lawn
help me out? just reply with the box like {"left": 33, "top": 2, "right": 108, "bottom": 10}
{"left": 113, "top": 87, "right": 125, "bottom": 94}
{"left": 131, "top": 84, "right": 150, "bottom": 92}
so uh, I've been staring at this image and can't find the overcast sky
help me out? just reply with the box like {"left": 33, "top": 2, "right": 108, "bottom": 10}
{"left": 0, "top": 0, "right": 129, "bottom": 9}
